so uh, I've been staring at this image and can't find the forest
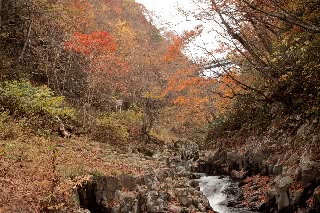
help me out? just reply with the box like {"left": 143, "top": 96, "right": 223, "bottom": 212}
{"left": 0, "top": 0, "right": 320, "bottom": 212}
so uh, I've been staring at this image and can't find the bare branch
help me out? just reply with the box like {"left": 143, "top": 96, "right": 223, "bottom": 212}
{"left": 18, "top": 18, "right": 33, "bottom": 62}
{"left": 242, "top": 0, "right": 320, "bottom": 33}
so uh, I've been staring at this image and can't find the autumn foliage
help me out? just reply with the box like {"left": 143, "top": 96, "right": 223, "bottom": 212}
{"left": 64, "top": 31, "right": 116, "bottom": 55}
{"left": 164, "top": 28, "right": 203, "bottom": 62}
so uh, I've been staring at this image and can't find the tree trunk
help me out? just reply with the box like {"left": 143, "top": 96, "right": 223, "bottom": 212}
{"left": 0, "top": 0, "right": 3, "bottom": 27}
{"left": 18, "top": 19, "right": 33, "bottom": 62}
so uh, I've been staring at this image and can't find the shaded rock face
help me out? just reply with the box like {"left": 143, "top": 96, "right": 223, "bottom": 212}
{"left": 77, "top": 176, "right": 112, "bottom": 213}
{"left": 95, "top": 176, "right": 120, "bottom": 205}
{"left": 77, "top": 175, "right": 141, "bottom": 213}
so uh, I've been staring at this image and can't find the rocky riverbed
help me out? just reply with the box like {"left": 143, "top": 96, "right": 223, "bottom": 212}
{"left": 75, "top": 139, "right": 212, "bottom": 213}
{"left": 73, "top": 136, "right": 320, "bottom": 213}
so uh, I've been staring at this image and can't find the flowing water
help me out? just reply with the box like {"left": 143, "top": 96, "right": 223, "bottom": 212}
{"left": 197, "top": 175, "right": 254, "bottom": 213}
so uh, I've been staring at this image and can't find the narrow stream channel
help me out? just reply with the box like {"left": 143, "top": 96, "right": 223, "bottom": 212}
{"left": 197, "top": 174, "right": 255, "bottom": 213}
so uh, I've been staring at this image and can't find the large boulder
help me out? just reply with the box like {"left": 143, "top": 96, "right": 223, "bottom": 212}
{"left": 273, "top": 164, "right": 283, "bottom": 176}
{"left": 299, "top": 157, "right": 320, "bottom": 187}
{"left": 275, "top": 176, "right": 293, "bottom": 212}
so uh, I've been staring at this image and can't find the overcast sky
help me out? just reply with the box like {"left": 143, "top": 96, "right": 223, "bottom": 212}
{"left": 135, "top": 0, "right": 199, "bottom": 33}
{"left": 135, "top": 0, "right": 220, "bottom": 61}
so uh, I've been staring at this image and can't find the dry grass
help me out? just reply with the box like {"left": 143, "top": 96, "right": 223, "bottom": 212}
{"left": 0, "top": 122, "right": 161, "bottom": 212}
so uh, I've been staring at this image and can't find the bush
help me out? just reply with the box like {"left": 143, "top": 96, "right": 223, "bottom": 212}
{"left": 94, "top": 110, "right": 143, "bottom": 143}
{"left": 207, "top": 95, "right": 273, "bottom": 140}
{"left": 0, "top": 81, "right": 74, "bottom": 118}
{"left": 0, "top": 110, "right": 10, "bottom": 128}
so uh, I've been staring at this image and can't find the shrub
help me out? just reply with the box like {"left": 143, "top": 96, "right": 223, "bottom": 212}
{"left": 207, "top": 95, "right": 273, "bottom": 141}
{"left": 0, "top": 80, "right": 74, "bottom": 118}
{"left": 94, "top": 110, "right": 143, "bottom": 143}
{"left": 96, "top": 116, "right": 129, "bottom": 142}
{"left": 0, "top": 110, "right": 10, "bottom": 128}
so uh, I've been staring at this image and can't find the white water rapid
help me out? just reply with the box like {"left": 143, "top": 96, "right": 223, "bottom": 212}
{"left": 198, "top": 175, "right": 254, "bottom": 213}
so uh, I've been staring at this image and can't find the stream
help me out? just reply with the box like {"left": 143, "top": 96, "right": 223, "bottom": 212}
{"left": 197, "top": 174, "right": 255, "bottom": 213}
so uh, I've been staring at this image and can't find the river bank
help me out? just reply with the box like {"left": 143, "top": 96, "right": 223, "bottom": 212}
{"left": 197, "top": 143, "right": 320, "bottom": 212}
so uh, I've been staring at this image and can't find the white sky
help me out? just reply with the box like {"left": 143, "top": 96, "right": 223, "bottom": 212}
{"left": 135, "top": 0, "right": 221, "bottom": 62}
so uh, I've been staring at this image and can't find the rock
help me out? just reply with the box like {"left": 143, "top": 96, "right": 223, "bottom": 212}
{"left": 286, "top": 166, "right": 296, "bottom": 177}
{"left": 294, "top": 166, "right": 302, "bottom": 181}
{"left": 275, "top": 176, "right": 293, "bottom": 211}
{"left": 77, "top": 176, "right": 95, "bottom": 209}
{"left": 188, "top": 205, "right": 196, "bottom": 212}
{"left": 176, "top": 169, "right": 192, "bottom": 178}
{"left": 249, "top": 194, "right": 259, "bottom": 202}
{"left": 180, "top": 207, "right": 190, "bottom": 213}
{"left": 286, "top": 154, "right": 300, "bottom": 165}
{"left": 273, "top": 164, "right": 283, "bottom": 176}
{"left": 296, "top": 123, "right": 310, "bottom": 139}
{"left": 152, "top": 153, "right": 161, "bottom": 159}
{"left": 167, "top": 190, "right": 175, "bottom": 200}
{"left": 154, "top": 169, "right": 166, "bottom": 182}
{"left": 190, "top": 173, "right": 201, "bottom": 179}
{"left": 75, "top": 208, "right": 91, "bottom": 213}
{"left": 300, "top": 159, "right": 320, "bottom": 186}
{"left": 290, "top": 189, "right": 303, "bottom": 206}
{"left": 313, "top": 186, "right": 320, "bottom": 213}
{"left": 175, "top": 188, "right": 193, "bottom": 207}
{"left": 226, "top": 150, "right": 243, "bottom": 170}
{"left": 197, "top": 203, "right": 206, "bottom": 212}
{"left": 276, "top": 176, "right": 293, "bottom": 190}
{"left": 267, "top": 188, "right": 277, "bottom": 202}
{"left": 174, "top": 139, "right": 199, "bottom": 161}
{"left": 257, "top": 201, "right": 266, "bottom": 212}
{"left": 141, "top": 191, "right": 169, "bottom": 213}
{"left": 142, "top": 173, "right": 159, "bottom": 190}
{"left": 95, "top": 176, "right": 121, "bottom": 204}
{"left": 282, "top": 166, "right": 288, "bottom": 175}
{"left": 112, "top": 191, "right": 139, "bottom": 213}
{"left": 168, "top": 205, "right": 181, "bottom": 213}
{"left": 179, "top": 194, "right": 192, "bottom": 207}
{"left": 119, "top": 174, "right": 137, "bottom": 191}
{"left": 230, "top": 169, "right": 247, "bottom": 180}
